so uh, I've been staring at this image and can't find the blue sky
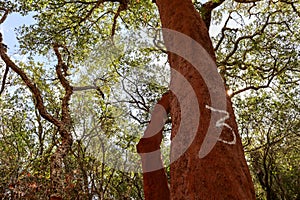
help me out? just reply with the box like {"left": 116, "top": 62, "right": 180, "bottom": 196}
{"left": 1, "top": 12, "right": 35, "bottom": 54}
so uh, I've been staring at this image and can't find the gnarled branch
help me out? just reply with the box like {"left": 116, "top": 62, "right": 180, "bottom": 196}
{"left": 0, "top": 43, "right": 61, "bottom": 127}
{"left": 53, "top": 44, "right": 73, "bottom": 127}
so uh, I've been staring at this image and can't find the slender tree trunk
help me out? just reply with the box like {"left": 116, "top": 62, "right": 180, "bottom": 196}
{"left": 50, "top": 129, "right": 73, "bottom": 200}
{"left": 50, "top": 45, "right": 74, "bottom": 200}
{"left": 138, "top": 0, "right": 256, "bottom": 199}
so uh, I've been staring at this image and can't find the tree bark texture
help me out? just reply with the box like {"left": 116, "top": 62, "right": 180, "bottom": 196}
{"left": 50, "top": 130, "right": 73, "bottom": 200}
{"left": 137, "top": 0, "right": 256, "bottom": 199}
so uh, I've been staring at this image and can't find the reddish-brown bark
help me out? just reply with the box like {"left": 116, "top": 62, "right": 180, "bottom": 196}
{"left": 137, "top": 92, "right": 171, "bottom": 199}
{"left": 137, "top": 0, "right": 256, "bottom": 199}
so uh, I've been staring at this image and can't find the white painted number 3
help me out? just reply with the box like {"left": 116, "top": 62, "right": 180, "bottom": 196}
{"left": 205, "top": 105, "right": 236, "bottom": 145}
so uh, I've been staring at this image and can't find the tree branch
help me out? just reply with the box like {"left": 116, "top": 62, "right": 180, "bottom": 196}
{"left": 53, "top": 44, "right": 73, "bottom": 127}
{"left": 219, "top": 11, "right": 283, "bottom": 65}
{"left": 234, "top": 0, "right": 261, "bottom": 3}
{"left": 0, "top": 7, "right": 9, "bottom": 24}
{"left": 136, "top": 91, "right": 171, "bottom": 200}
{"left": 73, "top": 85, "right": 105, "bottom": 98}
{"left": 231, "top": 60, "right": 289, "bottom": 97}
{"left": 111, "top": 3, "right": 127, "bottom": 37}
{"left": 0, "top": 43, "right": 61, "bottom": 127}
{"left": 202, "top": 0, "right": 226, "bottom": 29}
{"left": 78, "top": 0, "right": 105, "bottom": 25}
{"left": 214, "top": 14, "right": 235, "bottom": 51}
{"left": 0, "top": 65, "right": 9, "bottom": 95}
{"left": 73, "top": 85, "right": 98, "bottom": 91}
{"left": 280, "top": 0, "right": 300, "bottom": 17}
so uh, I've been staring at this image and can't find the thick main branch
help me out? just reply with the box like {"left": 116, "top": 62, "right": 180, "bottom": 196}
{"left": 137, "top": 91, "right": 171, "bottom": 200}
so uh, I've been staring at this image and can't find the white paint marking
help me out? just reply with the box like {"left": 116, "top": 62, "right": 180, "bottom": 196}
{"left": 205, "top": 105, "right": 236, "bottom": 145}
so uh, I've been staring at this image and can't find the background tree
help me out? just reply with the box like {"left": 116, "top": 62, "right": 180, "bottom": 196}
{"left": 211, "top": 0, "right": 300, "bottom": 199}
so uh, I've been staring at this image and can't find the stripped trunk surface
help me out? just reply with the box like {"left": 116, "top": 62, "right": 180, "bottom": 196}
{"left": 137, "top": 0, "right": 256, "bottom": 199}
